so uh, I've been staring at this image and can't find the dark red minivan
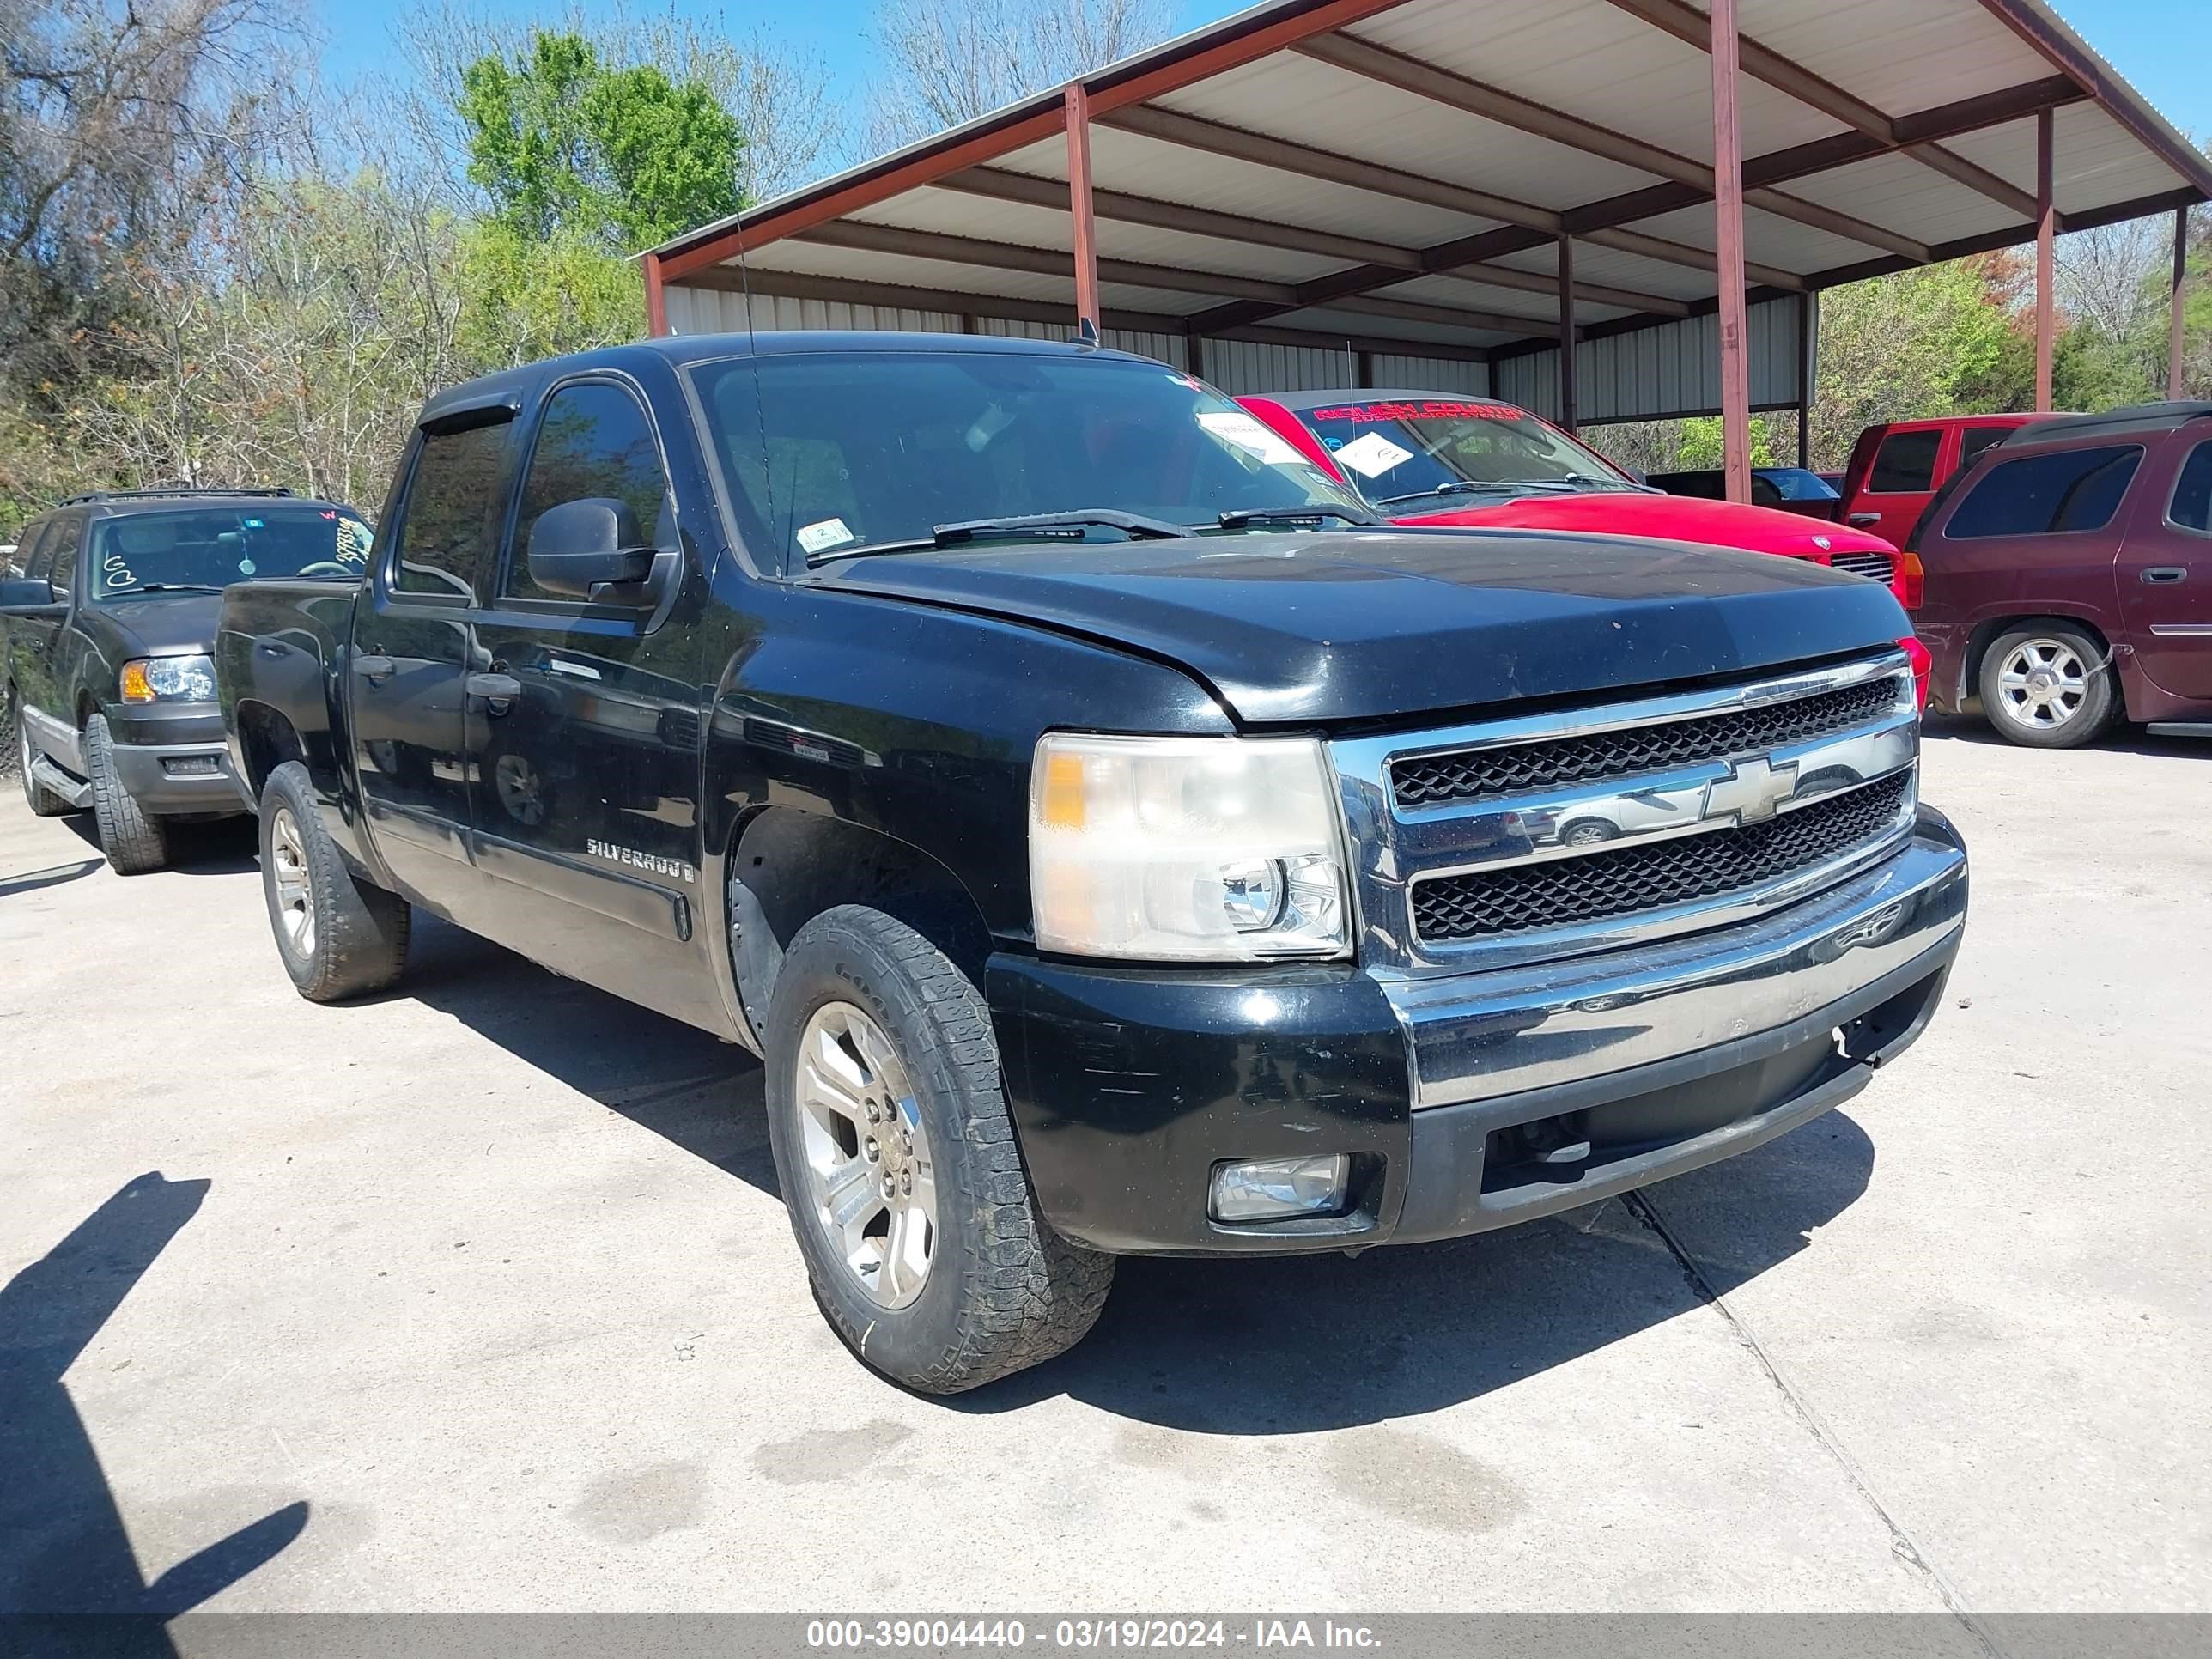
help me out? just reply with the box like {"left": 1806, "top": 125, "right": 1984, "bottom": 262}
{"left": 1909, "top": 402, "right": 2212, "bottom": 747}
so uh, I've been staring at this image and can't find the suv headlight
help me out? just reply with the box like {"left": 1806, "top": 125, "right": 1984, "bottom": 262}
{"left": 120, "top": 653, "right": 217, "bottom": 703}
{"left": 1029, "top": 733, "right": 1351, "bottom": 961}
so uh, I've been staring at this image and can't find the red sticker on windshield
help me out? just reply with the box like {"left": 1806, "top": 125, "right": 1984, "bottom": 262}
{"left": 1309, "top": 401, "right": 1525, "bottom": 423}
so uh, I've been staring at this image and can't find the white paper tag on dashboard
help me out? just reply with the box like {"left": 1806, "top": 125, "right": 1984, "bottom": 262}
{"left": 1198, "top": 410, "right": 1304, "bottom": 465}
{"left": 796, "top": 517, "right": 855, "bottom": 554}
{"left": 1332, "top": 430, "right": 1416, "bottom": 478}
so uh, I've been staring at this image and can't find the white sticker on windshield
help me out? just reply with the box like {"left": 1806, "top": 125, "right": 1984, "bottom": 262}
{"left": 796, "top": 517, "right": 855, "bottom": 555}
{"left": 1332, "top": 430, "right": 1416, "bottom": 479}
{"left": 1197, "top": 410, "right": 1304, "bottom": 466}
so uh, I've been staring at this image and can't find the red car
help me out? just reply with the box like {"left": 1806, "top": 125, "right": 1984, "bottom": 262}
{"left": 1836, "top": 413, "right": 2053, "bottom": 550}
{"left": 1239, "top": 390, "right": 1929, "bottom": 701}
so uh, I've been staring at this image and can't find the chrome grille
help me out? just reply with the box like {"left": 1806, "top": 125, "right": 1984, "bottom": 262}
{"left": 1410, "top": 774, "right": 1911, "bottom": 943}
{"left": 1328, "top": 653, "right": 1920, "bottom": 976}
{"left": 1828, "top": 551, "right": 1895, "bottom": 583}
{"left": 1391, "top": 676, "right": 1899, "bottom": 809}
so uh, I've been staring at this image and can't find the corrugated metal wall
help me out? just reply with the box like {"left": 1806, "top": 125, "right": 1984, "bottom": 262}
{"left": 665, "top": 285, "right": 1492, "bottom": 399}
{"left": 1495, "top": 295, "right": 1804, "bottom": 422}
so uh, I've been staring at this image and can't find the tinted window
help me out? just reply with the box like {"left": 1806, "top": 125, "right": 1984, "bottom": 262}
{"left": 1290, "top": 398, "right": 1637, "bottom": 505}
{"left": 696, "top": 351, "right": 1365, "bottom": 572}
{"left": 391, "top": 419, "right": 513, "bottom": 601}
{"left": 1943, "top": 445, "right": 2143, "bottom": 539}
{"left": 507, "top": 382, "right": 672, "bottom": 601}
{"left": 16, "top": 520, "right": 54, "bottom": 581}
{"left": 1869, "top": 429, "right": 1941, "bottom": 493}
{"left": 2168, "top": 440, "right": 2212, "bottom": 534}
{"left": 40, "top": 516, "right": 82, "bottom": 594}
{"left": 1959, "top": 426, "right": 2011, "bottom": 468}
{"left": 1759, "top": 468, "right": 1840, "bottom": 502}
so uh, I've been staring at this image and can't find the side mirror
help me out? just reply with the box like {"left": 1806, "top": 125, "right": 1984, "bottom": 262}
{"left": 0, "top": 577, "right": 64, "bottom": 617}
{"left": 526, "top": 498, "right": 659, "bottom": 600}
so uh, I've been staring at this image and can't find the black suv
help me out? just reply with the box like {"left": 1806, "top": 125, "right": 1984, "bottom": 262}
{"left": 3, "top": 489, "right": 373, "bottom": 872}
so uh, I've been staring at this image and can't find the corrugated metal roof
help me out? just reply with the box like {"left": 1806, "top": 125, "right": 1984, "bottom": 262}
{"left": 651, "top": 0, "right": 2207, "bottom": 425}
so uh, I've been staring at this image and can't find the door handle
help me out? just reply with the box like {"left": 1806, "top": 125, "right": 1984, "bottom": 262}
{"left": 467, "top": 672, "right": 523, "bottom": 713}
{"left": 2142, "top": 567, "right": 2189, "bottom": 584}
{"left": 1846, "top": 512, "right": 1881, "bottom": 526}
{"left": 356, "top": 653, "right": 396, "bottom": 684}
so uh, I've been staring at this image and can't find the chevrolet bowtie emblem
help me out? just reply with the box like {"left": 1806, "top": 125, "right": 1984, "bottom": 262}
{"left": 1703, "top": 755, "right": 1799, "bottom": 824}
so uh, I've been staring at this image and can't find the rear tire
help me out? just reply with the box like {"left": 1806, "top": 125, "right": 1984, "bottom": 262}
{"left": 259, "top": 760, "right": 411, "bottom": 1001}
{"left": 1978, "top": 623, "right": 2118, "bottom": 750}
{"left": 84, "top": 713, "right": 170, "bottom": 872}
{"left": 12, "top": 690, "right": 70, "bottom": 817}
{"left": 763, "top": 905, "right": 1114, "bottom": 1394}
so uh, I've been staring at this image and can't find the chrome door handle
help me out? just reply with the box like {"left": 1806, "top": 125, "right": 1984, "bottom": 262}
{"left": 356, "top": 653, "right": 396, "bottom": 684}
{"left": 467, "top": 672, "right": 522, "bottom": 713}
{"left": 2142, "top": 567, "right": 2189, "bottom": 584}
{"left": 1846, "top": 512, "right": 1881, "bottom": 526}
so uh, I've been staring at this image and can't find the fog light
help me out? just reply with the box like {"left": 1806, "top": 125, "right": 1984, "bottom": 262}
{"left": 1210, "top": 1154, "right": 1350, "bottom": 1222}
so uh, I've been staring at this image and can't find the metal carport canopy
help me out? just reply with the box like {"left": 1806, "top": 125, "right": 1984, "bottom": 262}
{"left": 646, "top": 0, "right": 2208, "bottom": 454}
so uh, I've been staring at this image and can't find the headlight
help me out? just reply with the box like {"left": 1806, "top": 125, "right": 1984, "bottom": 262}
{"left": 120, "top": 653, "right": 217, "bottom": 703}
{"left": 1029, "top": 733, "right": 1351, "bottom": 961}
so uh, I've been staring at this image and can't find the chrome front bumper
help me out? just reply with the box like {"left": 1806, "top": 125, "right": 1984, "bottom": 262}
{"left": 1378, "top": 809, "right": 1969, "bottom": 1111}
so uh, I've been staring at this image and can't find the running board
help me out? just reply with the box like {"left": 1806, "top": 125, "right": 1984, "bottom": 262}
{"left": 31, "top": 755, "right": 92, "bottom": 808}
{"left": 2147, "top": 721, "right": 2212, "bottom": 738}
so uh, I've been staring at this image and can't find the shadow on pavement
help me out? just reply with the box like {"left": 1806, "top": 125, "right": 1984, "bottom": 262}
{"left": 0, "top": 858, "right": 102, "bottom": 898}
{"left": 951, "top": 1109, "right": 1873, "bottom": 1433}
{"left": 0, "top": 1173, "right": 308, "bottom": 1653}
{"left": 1923, "top": 712, "right": 2209, "bottom": 759}
{"left": 55, "top": 815, "right": 258, "bottom": 877}
{"left": 384, "top": 908, "right": 1873, "bottom": 1431}
{"left": 398, "top": 915, "right": 778, "bottom": 1197}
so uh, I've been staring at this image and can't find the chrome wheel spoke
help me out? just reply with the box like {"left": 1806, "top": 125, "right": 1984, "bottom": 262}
{"left": 792, "top": 1000, "right": 938, "bottom": 1310}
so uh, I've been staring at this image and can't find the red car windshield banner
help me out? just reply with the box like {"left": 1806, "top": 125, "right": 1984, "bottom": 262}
{"left": 1307, "top": 401, "right": 1528, "bottom": 423}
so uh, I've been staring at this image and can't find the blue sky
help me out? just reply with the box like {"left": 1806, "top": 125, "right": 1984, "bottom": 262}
{"left": 316, "top": 0, "right": 2209, "bottom": 150}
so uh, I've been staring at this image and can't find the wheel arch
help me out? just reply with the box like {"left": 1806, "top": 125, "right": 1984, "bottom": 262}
{"left": 720, "top": 805, "right": 995, "bottom": 1054}
{"left": 1960, "top": 611, "right": 2114, "bottom": 708}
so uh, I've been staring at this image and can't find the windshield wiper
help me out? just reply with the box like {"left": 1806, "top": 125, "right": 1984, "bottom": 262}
{"left": 108, "top": 583, "right": 223, "bottom": 596}
{"left": 808, "top": 508, "right": 1197, "bottom": 567}
{"left": 1215, "top": 506, "right": 1381, "bottom": 529}
{"left": 1376, "top": 477, "right": 1623, "bottom": 507}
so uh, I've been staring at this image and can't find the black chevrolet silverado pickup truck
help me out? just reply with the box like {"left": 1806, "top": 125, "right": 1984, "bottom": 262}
{"left": 215, "top": 332, "right": 1967, "bottom": 1393}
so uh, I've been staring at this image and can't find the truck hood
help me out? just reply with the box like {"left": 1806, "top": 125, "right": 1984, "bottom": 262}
{"left": 819, "top": 529, "right": 1909, "bottom": 726}
{"left": 1394, "top": 492, "right": 1894, "bottom": 558}
{"left": 90, "top": 592, "right": 222, "bottom": 658}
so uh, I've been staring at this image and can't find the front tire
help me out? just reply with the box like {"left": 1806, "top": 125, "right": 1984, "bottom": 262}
{"left": 763, "top": 905, "right": 1114, "bottom": 1393}
{"left": 12, "top": 691, "right": 70, "bottom": 817}
{"left": 1979, "top": 624, "right": 2118, "bottom": 749}
{"left": 259, "top": 761, "right": 411, "bottom": 1001}
{"left": 84, "top": 713, "right": 170, "bottom": 872}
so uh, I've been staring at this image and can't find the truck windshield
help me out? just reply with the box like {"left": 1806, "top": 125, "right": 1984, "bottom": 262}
{"left": 1285, "top": 399, "right": 1639, "bottom": 507}
{"left": 91, "top": 507, "right": 374, "bottom": 600}
{"left": 693, "top": 350, "right": 1369, "bottom": 571}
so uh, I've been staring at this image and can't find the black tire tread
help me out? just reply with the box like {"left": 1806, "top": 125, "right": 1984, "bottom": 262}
{"left": 776, "top": 906, "right": 1113, "bottom": 1393}
{"left": 84, "top": 713, "right": 170, "bottom": 872}
{"left": 261, "top": 761, "right": 411, "bottom": 1001}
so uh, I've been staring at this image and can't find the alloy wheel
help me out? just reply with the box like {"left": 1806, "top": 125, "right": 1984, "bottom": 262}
{"left": 269, "top": 807, "right": 316, "bottom": 957}
{"left": 1996, "top": 638, "right": 2089, "bottom": 730}
{"left": 793, "top": 1000, "right": 938, "bottom": 1310}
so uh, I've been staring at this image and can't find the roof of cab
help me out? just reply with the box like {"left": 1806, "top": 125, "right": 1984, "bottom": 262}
{"left": 2001, "top": 400, "right": 2212, "bottom": 444}
{"left": 1259, "top": 389, "right": 1531, "bottom": 415}
{"left": 416, "top": 331, "right": 1158, "bottom": 426}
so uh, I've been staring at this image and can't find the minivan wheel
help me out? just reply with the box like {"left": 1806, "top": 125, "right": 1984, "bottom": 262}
{"left": 258, "top": 761, "right": 411, "bottom": 1001}
{"left": 1979, "top": 624, "right": 2118, "bottom": 749}
{"left": 84, "top": 713, "right": 171, "bottom": 872}
{"left": 12, "top": 692, "right": 70, "bottom": 817}
{"left": 763, "top": 905, "right": 1115, "bottom": 1393}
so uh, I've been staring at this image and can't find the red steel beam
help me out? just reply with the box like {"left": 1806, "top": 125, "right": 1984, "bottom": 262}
{"left": 2035, "top": 107, "right": 2057, "bottom": 411}
{"left": 1711, "top": 0, "right": 1752, "bottom": 505}
{"left": 2172, "top": 205, "right": 2191, "bottom": 401}
{"left": 1066, "top": 85, "right": 1100, "bottom": 331}
{"left": 1558, "top": 236, "right": 1578, "bottom": 432}
{"left": 1085, "top": 0, "right": 1414, "bottom": 116}
{"left": 644, "top": 251, "right": 669, "bottom": 337}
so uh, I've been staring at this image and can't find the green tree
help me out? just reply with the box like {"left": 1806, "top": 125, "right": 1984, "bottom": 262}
{"left": 1671, "top": 415, "right": 1778, "bottom": 470}
{"left": 457, "top": 30, "right": 745, "bottom": 251}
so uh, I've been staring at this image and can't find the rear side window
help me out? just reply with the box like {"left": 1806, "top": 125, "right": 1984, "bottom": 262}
{"left": 40, "top": 516, "right": 82, "bottom": 595}
{"left": 1869, "top": 429, "right": 1941, "bottom": 493}
{"left": 2167, "top": 440, "right": 2212, "bottom": 534}
{"left": 506, "top": 382, "right": 673, "bottom": 601}
{"left": 390, "top": 418, "right": 513, "bottom": 602}
{"left": 1943, "top": 445, "right": 2143, "bottom": 539}
{"left": 1959, "top": 426, "right": 2011, "bottom": 469}
{"left": 15, "top": 520, "right": 53, "bottom": 580}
